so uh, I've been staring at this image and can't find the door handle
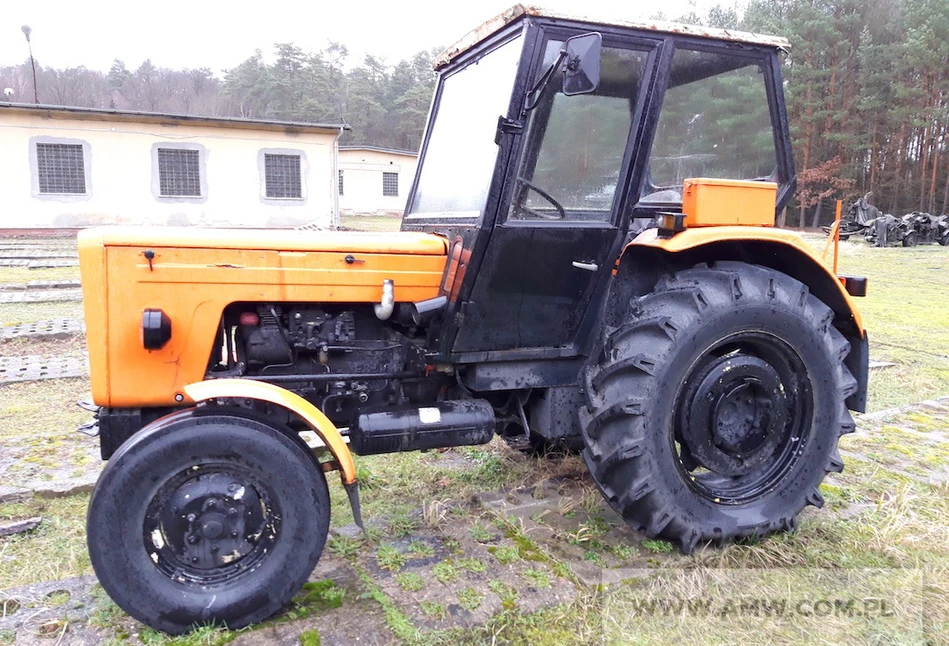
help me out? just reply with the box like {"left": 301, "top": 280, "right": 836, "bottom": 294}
{"left": 571, "top": 260, "right": 599, "bottom": 272}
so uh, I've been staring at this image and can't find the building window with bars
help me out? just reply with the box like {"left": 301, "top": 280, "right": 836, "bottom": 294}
{"left": 35, "top": 143, "right": 87, "bottom": 195}
{"left": 338, "top": 170, "right": 344, "bottom": 196}
{"left": 157, "top": 148, "right": 202, "bottom": 197}
{"left": 264, "top": 153, "right": 302, "bottom": 199}
{"left": 382, "top": 171, "right": 399, "bottom": 197}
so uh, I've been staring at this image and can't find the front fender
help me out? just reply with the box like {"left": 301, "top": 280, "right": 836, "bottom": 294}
{"left": 183, "top": 379, "right": 356, "bottom": 486}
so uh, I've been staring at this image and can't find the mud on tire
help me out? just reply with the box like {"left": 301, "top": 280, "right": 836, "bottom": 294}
{"left": 581, "top": 261, "right": 857, "bottom": 553}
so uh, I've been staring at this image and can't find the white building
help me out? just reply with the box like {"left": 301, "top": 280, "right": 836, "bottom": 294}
{"left": 0, "top": 102, "right": 349, "bottom": 229}
{"left": 338, "top": 146, "right": 419, "bottom": 216}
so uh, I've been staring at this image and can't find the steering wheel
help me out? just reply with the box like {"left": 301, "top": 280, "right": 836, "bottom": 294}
{"left": 515, "top": 177, "right": 567, "bottom": 220}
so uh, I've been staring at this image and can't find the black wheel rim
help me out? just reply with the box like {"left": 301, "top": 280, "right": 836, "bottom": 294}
{"left": 143, "top": 463, "right": 280, "bottom": 585}
{"left": 673, "top": 332, "right": 814, "bottom": 505}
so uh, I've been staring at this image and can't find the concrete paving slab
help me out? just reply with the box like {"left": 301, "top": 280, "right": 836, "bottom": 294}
{"left": 27, "top": 280, "right": 81, "bottom": 290}
{"left": 27, "top": 260, "right": 79, "bottom": 269}
{"left": 0, "top": 486, "right": 32, "bottom": 504}
{"left": 0, "top": 320, "right": 85, "bottom": 342}
{"left": 0, "top": 252, "right": 78, "bottom": 260}
{"left": 0, "top": 355, "right": 89, "bottom": 384}
{"left": 358, "top": 519, "right": 578, "bottom": 632}
{"left": 0, "top": 290, "right": 83, "bottom": 304}
{"left": 0, "top": 576, "right": 98, "bottom": 635}
{"left": 0, "top": 434, "right": 100, "bottom": 497}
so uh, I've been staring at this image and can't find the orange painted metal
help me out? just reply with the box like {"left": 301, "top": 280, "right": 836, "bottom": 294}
{"left": 833, "top": 199, "right": 842, "bottom": 275}
{"left": 627, "top": 226, "right": 865, "bottom": 333}
{"left": 681, "top": 178, "right": 778, "bottom": 227}
{"left": 89, "top": 226, "right": 448, "bottom": 255}
{"left": 78, "top": 227, "right": 448, "bottom": 408}
{"left": 183, "top": 379, "right": 356, "bottom": 485}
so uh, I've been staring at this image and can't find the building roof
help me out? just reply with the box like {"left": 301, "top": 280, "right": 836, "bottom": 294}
{"left": 434, "top": 4, "right": 791, "bottom": 69}
{"left": 0, "top": 102, "right": 350, "bottom": 134}
{"left": 339, "top": 145, "right": 418, "bottom": 157}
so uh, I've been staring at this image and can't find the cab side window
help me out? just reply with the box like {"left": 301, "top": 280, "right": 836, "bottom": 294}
{"left": 509, "top": 43, "right": 647, "bottom": 222}
{"left": 642, "top": 47, "right": 777, "bottom": 203}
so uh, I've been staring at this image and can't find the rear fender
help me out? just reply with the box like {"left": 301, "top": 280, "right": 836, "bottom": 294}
{"left": 611, "top": 227, "right": 868, "bottom": 412}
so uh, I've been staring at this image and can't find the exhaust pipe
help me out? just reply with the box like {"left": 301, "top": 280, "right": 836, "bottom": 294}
{"left": 374, "top": 279, "right": 394, "bottom": 320}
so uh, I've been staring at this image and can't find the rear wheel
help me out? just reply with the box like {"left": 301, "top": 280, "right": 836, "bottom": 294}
{"left": 902, "top": 231, "right": 919, "bottom": 247}
{"left": 939, "top": 232, "right": 949, "bottom": 246}
{"left": 87, "top": 409, "right": 330, "bottom": 634}
{"left": 581, "top": 262, "right": 856, "bottom": 553}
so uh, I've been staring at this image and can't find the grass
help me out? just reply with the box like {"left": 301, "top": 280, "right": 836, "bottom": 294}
{"left": 292, "top": 580, "right": 345, "bottom": 612}
{"left": 0, "top": 300, "right": 85, "bottom": 325}
{"left": 0, "top": 495, "right": 90, "bottom": 587}
{"left": 407, "top": 540, "right": 436, "bottom": 558}
{"left": 487, "top": 580, "right": 518, "bottom": 605}
{"left": 298, "top": 629, "right": 322, "bottom": 646}
{"left": 811, "top": 235, "right": 949, "bottom": 409}
{"left": 0, "top": 266, "right": 80, "bottom": 285}
{"left": 469, "top": 522, "right": 494, "bottom": 543}
{"left": 376, "top": 545, "right": 407, "bottom": 572}
{"left": 487, "top": 546, "right": 521, "bottom": 566}
{"left": 457, "top": 587, "right": 483, "bottom": 612}
{"left": 521, "top": 568, "right": 551, "bottom": 589}
{"left": 396, "top": 572, "right": 426, "bottom": 592}
{"left": 641, "top": 539, "right": 674, "bottom": 554}
{"left": 432, "top": 561, "right": 459, "bottom": 584}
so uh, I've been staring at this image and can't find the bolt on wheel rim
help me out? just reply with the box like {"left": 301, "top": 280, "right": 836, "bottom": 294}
{"left": 143, "top": 464, "right": 280, "bottom": 584}
{"left": 674, "top": 332, "right": 813, "bottom": 505}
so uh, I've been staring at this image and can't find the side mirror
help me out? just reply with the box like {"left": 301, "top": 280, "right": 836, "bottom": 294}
{"left": 562, "top": 32, "right": 602, "bottom": 96}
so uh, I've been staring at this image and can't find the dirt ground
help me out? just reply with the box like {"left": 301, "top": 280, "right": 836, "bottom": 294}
{"left": 1, "top": 233, "right": 947, "bottom": 645}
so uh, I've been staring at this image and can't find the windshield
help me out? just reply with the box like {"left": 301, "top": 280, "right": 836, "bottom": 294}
{"left": 509, "top": 41, "right": 647, "bottom": 222}
{"left": 642, "top": 47, "right": 778, "bottom": 203}
{"left": 405, "top": 36, "right": 523, "bottom": 219}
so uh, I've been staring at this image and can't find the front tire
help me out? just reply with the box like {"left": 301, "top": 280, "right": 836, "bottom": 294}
{"left": 87, "top": 408, "right": 330, "bottom": 634}
{"left": 581, "top": 262, "right": 856, "bottom": 553}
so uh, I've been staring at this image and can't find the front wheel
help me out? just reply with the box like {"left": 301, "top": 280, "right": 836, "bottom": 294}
{"left": 87, "top": 408, "right": 330, "bottom": 634}
{"left": 581, "top": 262, "right": 856, "bottom": 553}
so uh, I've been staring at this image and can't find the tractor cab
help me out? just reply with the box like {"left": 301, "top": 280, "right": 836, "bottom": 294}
{"left": 402, "top": 6, "right": 795, "bottom": 363}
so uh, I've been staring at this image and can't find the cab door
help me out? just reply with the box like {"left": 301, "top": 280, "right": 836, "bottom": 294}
{"left": 451, "top": 33, "right": 659, "bottom": 357}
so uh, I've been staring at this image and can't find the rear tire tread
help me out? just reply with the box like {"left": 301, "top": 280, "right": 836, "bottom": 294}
{"left": 582, "top": 261, "right": 856, "bottom": 553}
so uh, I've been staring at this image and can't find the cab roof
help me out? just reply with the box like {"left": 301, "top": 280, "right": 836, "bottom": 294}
{"left": 434, "top": 4, "right": 790, "bottom": 70}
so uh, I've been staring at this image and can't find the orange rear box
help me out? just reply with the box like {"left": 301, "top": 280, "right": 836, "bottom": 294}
{"left": 681, "top": 178, "right": 777, "bottom": 227}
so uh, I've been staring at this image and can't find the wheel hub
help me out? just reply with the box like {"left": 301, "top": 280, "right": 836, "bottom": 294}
{"left": 146, "top": 469, "right": 274, "bottom": 575}
{"left": 680, "top": 354, "right": 789, "bottom": 477}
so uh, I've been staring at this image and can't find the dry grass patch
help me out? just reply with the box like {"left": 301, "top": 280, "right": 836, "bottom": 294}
{"left": 0, "top": 495, "right": 90, "bottom": 588}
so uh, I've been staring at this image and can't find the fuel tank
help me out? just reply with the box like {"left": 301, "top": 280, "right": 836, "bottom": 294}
{"left": 78, "top": 227, "right": 448, "bottom": 407}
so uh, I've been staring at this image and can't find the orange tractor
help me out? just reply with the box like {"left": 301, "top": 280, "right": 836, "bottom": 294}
{"left": 79, "top": 6, "right": 868, "bottom": 633}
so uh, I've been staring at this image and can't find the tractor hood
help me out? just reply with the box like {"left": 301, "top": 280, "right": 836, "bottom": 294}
{"left": 86, "top": 226, "right": 448, "bottom": 255}
{"left": 78, "top": 226, "right": 448, "bottom": 407}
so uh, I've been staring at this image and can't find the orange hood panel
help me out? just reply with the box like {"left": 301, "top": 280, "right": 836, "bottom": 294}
{"left": 78, "top": 227, "right": 448, "bottom": 407}
{"left": 87, "top": 226, "right": 448, "bottom": 255}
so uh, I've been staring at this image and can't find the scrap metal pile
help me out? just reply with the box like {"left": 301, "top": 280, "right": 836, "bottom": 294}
{"left": 826, "top": 193, "right": 949, "bottom": 247}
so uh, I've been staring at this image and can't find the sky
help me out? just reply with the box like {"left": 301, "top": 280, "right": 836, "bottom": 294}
{"left": 0, "top": 0, "right": 728, "bottom": 74}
